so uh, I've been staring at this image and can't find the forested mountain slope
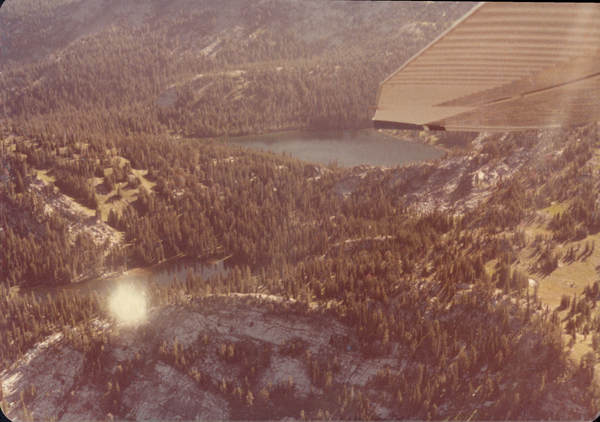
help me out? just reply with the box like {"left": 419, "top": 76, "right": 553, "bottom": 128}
{"left": 0, "top": 0, "right": 474, "bottom": 137}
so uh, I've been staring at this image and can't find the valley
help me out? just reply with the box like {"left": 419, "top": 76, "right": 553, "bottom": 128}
{"left": 2, "top": 1, "right": 600, "bottom": 421}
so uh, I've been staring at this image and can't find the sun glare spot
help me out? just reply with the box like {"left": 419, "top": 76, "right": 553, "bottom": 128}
{"left": 109, "top": 284, "right": 147, "bottom": 326}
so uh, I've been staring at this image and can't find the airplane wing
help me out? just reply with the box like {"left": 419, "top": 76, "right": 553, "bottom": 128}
{"left": 373, "top": 2, "right": 600, "bottom": 132}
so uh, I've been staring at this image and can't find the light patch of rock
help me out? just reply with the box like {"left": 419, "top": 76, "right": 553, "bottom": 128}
{"left": 259, "top": 357, "right": 311, "bottom": 397}
{"left": 2, "top": 334, "right": 84, "bottom": 421}
{"left": 123, "top": 362, "right": 230, "bottom": 421}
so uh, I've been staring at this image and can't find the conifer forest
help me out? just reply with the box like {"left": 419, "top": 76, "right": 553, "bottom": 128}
{"left": 1, "top": 1, "right": 600, "bottom": 421}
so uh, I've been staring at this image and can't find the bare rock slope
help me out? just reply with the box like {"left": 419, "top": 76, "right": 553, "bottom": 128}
{"left": 1, "top": 296, "right": 391, "bottom": 421}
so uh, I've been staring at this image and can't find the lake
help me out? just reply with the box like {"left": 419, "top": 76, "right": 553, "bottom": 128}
{"left": 20, "top": 257, "right": 229, "bottom": 301}
{"left": 220, "top": 129, "right": 444, "bottom": 167}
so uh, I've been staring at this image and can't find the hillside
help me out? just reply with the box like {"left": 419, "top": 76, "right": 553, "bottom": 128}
{"left": 2, "top": 1, "right": 600, "bottom": 421}
{"left": 0, "top": 0, "right": 474, "bottom": 137}
{"left": 0, "top": 290, "right": 590, "bottom": 421}
{"left": 4, "top": 121, "right": 600, "bottom": 420}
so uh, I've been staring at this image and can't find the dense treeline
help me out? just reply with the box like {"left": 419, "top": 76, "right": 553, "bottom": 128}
{"left": 1, "top": 129, "right": 451, "bottom": 285}
{"left": 2, "top": 211, "right": 594, "bottom": 420}
{"left": 0, "top": 1, "right": 473, "bottom": 139}
{"left": 4, "top": 124, "right": 600, "bottom": 419}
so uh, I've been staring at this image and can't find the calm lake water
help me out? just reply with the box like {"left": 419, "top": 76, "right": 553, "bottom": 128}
{"left": 21, "top": 258, "right": 229, "bottom": 301}
{"left": 221, "top": 129, "right": 444, "bottom": 167}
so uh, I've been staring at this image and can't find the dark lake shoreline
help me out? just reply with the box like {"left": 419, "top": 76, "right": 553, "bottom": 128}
{"left": 213, "top": 128, "right": 445, "bottom": 168}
